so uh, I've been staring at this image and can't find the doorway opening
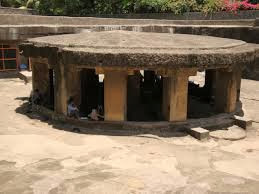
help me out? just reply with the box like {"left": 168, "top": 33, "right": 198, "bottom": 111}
{"left": 127, "top": 70, "right": 163, "bottom": 121}
{"left": 80, "top": 69, "right": 104, "bottom": 117}
{"left": 188, "top": 70, "right": 216, "bottom": 118}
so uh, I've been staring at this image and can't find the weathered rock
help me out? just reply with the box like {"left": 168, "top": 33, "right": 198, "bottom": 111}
{"left": 188, "top": 127, "right": 210, "bottom": 141}
{"left": 210, "top": 125, "right": 246, "bottom": 140}
{"left": 233, "top": 116, "right": 253, "bottom": 130}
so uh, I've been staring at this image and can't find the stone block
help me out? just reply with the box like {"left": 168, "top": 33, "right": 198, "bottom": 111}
{"left": 234, "top": 116, "right": 253, "bottom": 130}
{"left": 188, "top": 127, "right": 209, "bottom": 141}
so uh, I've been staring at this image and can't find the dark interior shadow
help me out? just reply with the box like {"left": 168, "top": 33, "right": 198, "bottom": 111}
{"left": 236, "top": 100, "right": 244, "bottom": 117}
{"left": 15, "top": 97, "right": 188, "bottom": 138}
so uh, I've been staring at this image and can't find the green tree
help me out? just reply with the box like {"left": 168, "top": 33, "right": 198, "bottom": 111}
{"left": 3, "top": 0, "right": 257, "bottom": 16}
{"left": 38, "top": 0, "right": 95, "bottom": 16}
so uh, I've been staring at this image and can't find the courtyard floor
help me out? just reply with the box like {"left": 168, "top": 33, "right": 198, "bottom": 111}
{"left": 0, "top": 75, "right": 259, "bottom": 194}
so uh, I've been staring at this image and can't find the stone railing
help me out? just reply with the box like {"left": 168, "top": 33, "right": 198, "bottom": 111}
{"left": 0, "top": 13, "right": 255, "bottom": 26}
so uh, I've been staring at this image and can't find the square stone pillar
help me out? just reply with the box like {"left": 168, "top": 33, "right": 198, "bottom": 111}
{"left": 162, "top": 69, "right": 197, "bottom": 122}
{"left": 54, "top": 63, "right": 81, "bottom": 115}
{"left": 104, "top": 70, "right": 127, "bottom": 121}
{"left": 53, "top": 59, "right": 67, "bottom": 115}
{"left": 65, "top": 65, "right": 81, "bottom": 107}
{"left": 215, "top": 69, "right": 238, "bottom": 113}
{"left": 30, "top": 57, "right": 49, "bottom": 96}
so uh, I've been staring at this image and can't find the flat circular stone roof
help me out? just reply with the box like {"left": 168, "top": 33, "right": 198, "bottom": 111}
{"left": 20, "top": 30, "right": 257, "bottom": 69}
{"left": 29, "top": 30, "right": 246, "bottom": 50}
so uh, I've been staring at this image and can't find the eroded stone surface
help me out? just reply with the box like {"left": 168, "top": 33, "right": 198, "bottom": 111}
{"left": 20, "top": 31, "right": 257, "bottom": 69}
{"left": 210, "top": 125, "right": 246, "bottom": 140}
{"left": 27, "top": 31, "right": 246, "bottom": 49}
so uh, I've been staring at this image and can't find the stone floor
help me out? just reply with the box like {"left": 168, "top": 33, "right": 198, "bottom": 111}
{"left": 0, "top": 75, "right": 259, "bottom": 194}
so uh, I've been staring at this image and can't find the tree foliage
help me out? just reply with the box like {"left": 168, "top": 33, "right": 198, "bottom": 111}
{"left": 1, "top": 0, "right": 258, "bottom": 15}
{"left": 1, "top": 0, "right": 38, "bottom": 8}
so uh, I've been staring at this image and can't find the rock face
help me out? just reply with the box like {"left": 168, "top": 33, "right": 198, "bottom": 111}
{"left": 20, "top": 31, "right": 257, "bottom": 70}
{"left": 19, "top": 30, "right": 257, "bottom": 122}
{"left": 30, "top": 58, "right": 49, "bottom": 96}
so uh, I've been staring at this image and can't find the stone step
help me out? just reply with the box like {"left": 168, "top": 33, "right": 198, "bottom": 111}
{"left": 233, "top": 116, "right": 253, "bottom": 130}
{"left": 188, "top": 127, "right": 210, "bottom": 141}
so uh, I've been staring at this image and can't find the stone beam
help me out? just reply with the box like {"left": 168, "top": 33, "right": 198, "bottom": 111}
{"left": 104, "top": 70, "right": 128, "bottom": 121}
{"left": 53, "top": 59, "right": 67, "bottom": 115}
{"left": 157, "top": 68, "right": 197, "bottom": 77}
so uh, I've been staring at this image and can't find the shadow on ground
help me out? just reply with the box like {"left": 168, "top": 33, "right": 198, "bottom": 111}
{"left": 0, "top": 72, "right": 19, "bottom": 79}
{"left": 15, "top": 97, "right": 188, "bottom": 138}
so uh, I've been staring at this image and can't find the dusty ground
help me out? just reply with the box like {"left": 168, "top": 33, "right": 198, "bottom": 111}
{"left": 0, "top": 75, "right": 259, "bottom": 194}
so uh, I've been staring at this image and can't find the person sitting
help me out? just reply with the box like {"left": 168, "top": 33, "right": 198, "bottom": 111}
{"left": 67, "top": 98, "right": 79, "bottom": 119}
{"left": 88, "top": 109, "right": 104, "bottom": 121}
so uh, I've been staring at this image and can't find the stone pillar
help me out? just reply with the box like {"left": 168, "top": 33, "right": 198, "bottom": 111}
{"left": 215, "top": 69, "right": 238, "bottom": 113}
{"left": 104, "top": 70, "right": 127, "bottom": 121}
{"left": 53, "top": 58, "right": 67, "bottom": 115}
{"left": 162, "top": 69, "right": 196, "bottom": 122}
{"left": 54, "top": 61, "right": 81, "bottom": 115}
{"left": 65, "top": 64, "right": 81, "bottom": 107}
{"left": 30, "top": 57, "right": 49, "bottom": 95}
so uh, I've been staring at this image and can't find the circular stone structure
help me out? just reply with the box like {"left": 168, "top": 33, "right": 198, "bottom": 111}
{"left": 22, "top": 31, "right": 255, "bottom": 69}
{"left": 20, "top": 30, "right": 257, "bottom": 124}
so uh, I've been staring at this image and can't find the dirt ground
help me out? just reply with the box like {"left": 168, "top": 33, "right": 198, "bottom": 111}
{"left": 0, "top": 74, "right": 259, "bottom": 194}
